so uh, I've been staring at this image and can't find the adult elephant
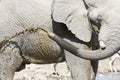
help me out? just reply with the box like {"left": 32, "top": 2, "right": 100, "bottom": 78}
{"left": 52, "top": 0, "right": 100, "bottom": 80}
{"left": 0, "top": 0, "right": 98, "bottom": 80}
{"left": 51, "top": 0, "right": 120, "bottom": 60}
{"left": 52, "top": 0, "right": 120, "bottom": 79}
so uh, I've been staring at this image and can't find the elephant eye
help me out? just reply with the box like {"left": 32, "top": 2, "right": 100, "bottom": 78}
{"left": 96, "top": 15, "right": 102, "bottom": 29}
{"left": 90, "top": 15, "right": 102, "bottom": 30}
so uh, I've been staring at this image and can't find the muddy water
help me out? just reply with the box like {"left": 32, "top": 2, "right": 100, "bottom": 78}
{"left": 96, "top": 72, "right": 120, "bottom": 80}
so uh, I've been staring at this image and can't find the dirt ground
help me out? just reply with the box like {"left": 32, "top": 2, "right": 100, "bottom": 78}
{"left": 98, "top": 57, "right": 120, "bottom": 73}
{"left": 14, "top": 62, "right": 71, "bottom": 80}
{"left": 14, "top": 56, "right": 120, "bottom": 80}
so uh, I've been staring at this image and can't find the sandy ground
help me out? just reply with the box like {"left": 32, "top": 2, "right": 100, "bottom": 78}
{"left": 14, "top": 62, "right": 71, "bottom": 80}
{"left": 98, "top": 57, "right": 120, "bottom": 73}
{"left": 14, "top": 56, "right": 120, "bottom": 80}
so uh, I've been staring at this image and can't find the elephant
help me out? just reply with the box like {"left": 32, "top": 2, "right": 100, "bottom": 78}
{"left": 51, "top": 0, "right": 120, "bottom": 60}
{"left": 0, "top": 0, "right": 99, "bottom": 80}
{"left": 51, "top": 0, "right": 120, "bottom": 79}
{"left": 51, "top": 0, "right": 100, "bottom": 80}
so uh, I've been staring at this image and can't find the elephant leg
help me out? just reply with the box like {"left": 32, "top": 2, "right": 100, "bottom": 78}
{"left": 109, "top": 60, "right": 114, "bottom": 72}
{"left": 52, "top": 63, "right": 59, "bottom": 76}
{"left": 0, "top": 41, "right": 23, "bottom": 80}
{"left": 65, "top": 50, "right": 91, "bottom": 80}
{"left": 91, "top": 60, "right": 98, "bottom": 80}
{"left": 109, "top": 57, "right": 116, "bottom": 72}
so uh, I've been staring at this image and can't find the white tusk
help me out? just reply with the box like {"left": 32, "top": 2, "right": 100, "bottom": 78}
{"left": 99, "top": 41, "right": 106, "bottom": 49}
{"left": 117, "top": 50, "right": 120, "bottom": 55}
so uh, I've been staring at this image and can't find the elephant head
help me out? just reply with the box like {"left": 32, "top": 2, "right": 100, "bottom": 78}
{"left": 52, "top": 0, "right": 91, "bottom": 42}
{"left": 51, "top": 0, "right": 120, "bottom": 60}
{"left": 86, "top": 0, "right": 120, "bottom": 48}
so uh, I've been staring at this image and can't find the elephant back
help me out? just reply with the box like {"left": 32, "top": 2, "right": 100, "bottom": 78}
{"left": 0, "top": 0, "right": 53, "bottom": 46}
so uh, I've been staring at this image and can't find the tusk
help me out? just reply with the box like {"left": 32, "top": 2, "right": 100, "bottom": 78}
{"left": 117, "top": 50, "right": 120, "bottom": 55}
{"left": 99, "top": 40, "right": 106, "bottom": 49}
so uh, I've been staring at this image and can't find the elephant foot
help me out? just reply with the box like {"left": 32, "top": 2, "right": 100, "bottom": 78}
{"left": 52, "top": 63, "right": 60, "bottom": 77}
{"left": 90, "top": 73, "right": 96, "bottom": 80}
{"left": 0, "top": 41, "right": 23, "bottom": 80}
{"left": 52, "top": 72, "right": 60, "bottom": 77}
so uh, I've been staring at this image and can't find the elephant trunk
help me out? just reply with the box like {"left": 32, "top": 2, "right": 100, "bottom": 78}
{"left": 77, "top": 36, "right": 120, "bottom": 60}
{"left": 48, "top": 32, "right": 120, "bottom": 60}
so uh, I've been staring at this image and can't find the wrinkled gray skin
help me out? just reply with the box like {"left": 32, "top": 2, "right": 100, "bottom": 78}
{"left": 52, "top": 0, "right": 120, "bottom": 79}
{"left": 52, "top": 0, "right": 120, "bottom": 60}
{"left": 0, "top": 0, "right": 98, "bottom": 80}
{"left": 0, "top": 0, "right": 61, "bottom": 80}
{"left": 52, "top": 0, "right": 100, "bottom": 80}
{"left": 86, "top": 0, "right": 120, "bottom": 46}
{"left": 78, "top": 0, "right": 120, "bottom": 60}
{"left": 53, "top": 22, "right": 99, "bottom": 80}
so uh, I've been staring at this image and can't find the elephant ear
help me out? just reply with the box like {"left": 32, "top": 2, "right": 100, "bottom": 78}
{"left": 52, "top": 0, "right": 92, "bottom": 42}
